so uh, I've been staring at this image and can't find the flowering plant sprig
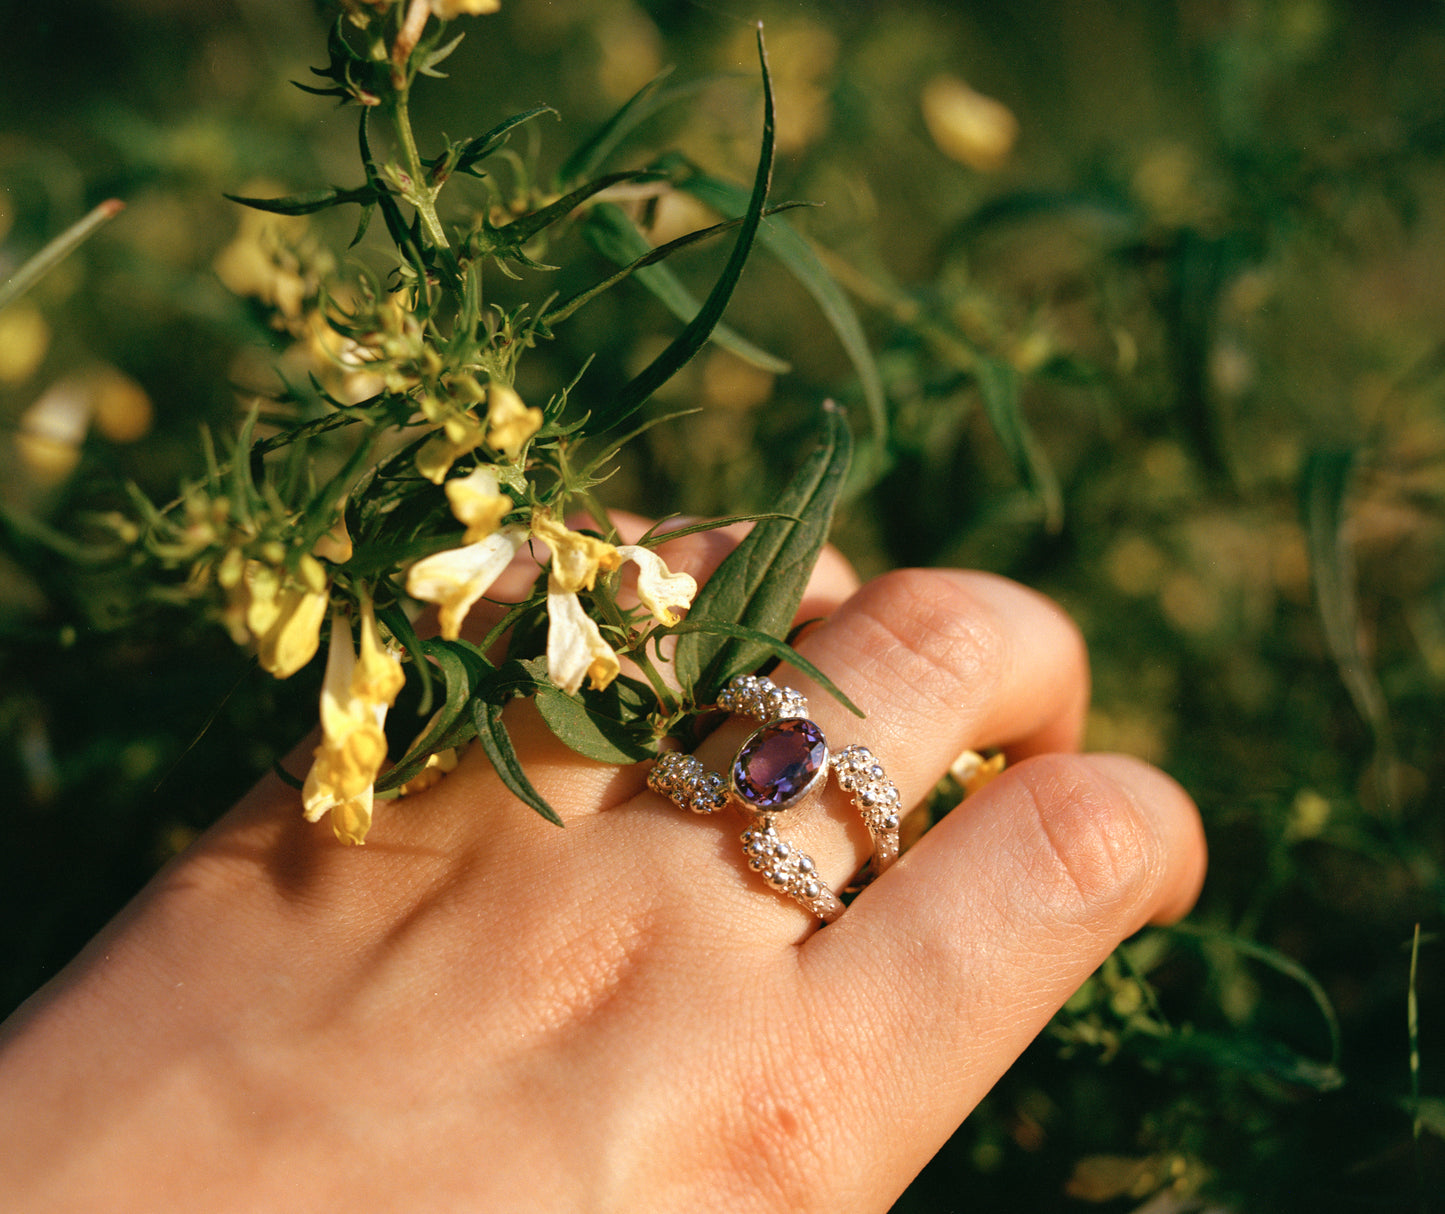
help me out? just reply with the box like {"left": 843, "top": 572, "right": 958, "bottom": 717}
{"left": 119, "top": 2, "right": 863, "bottom": 842}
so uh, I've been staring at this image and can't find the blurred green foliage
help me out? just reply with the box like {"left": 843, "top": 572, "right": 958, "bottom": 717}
{"left": 4, "top": 0, "right": 1445, "bottom": 1208}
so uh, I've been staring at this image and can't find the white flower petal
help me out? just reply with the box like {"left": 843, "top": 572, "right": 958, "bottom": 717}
{"left": 546, "top": 583, "right": 620, "bottom": 695}
{"left": 405, "top": 526, "right": 526, "bottom": 639}
{"left": 616, "top": 544, "right": 697, "bottom": 626}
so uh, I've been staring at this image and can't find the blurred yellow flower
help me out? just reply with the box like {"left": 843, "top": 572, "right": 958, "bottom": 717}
{"left": 485, "top": 382, "right": 542, "bottom": 457}
{"left": 0, "top": 304, "right": 50, "bottom": 385}
{"left": 405, "top": 526, "right": 527, "bottom": 639}
{"left": 546, "top": 581, "right": 620, "bottom": 694}
{"left": 431, "top": 0, "right": 500, "bottom": 16}
{"left": 446, "top": 464, "right": 512, "bottom": 541}
{"left": 615, "top": 544, "right": 696, "bottom": 626}
{"left": 531, "top": 512, "right": 621, "bottom": 593}
{"left": 303, "top": 603, "right": 404, "bottom": 844}
{"left": 921, "top": 75, "right": 1018, "bottom": 172}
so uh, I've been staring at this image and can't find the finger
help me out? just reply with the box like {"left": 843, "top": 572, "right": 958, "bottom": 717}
{"left": 794, "top": 753, "right": 1206, "bottom": 1205}
{"left": 681, "top": 569, "right": 1090, "bottom": 917}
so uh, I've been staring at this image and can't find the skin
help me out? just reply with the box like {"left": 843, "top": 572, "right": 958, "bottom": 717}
{"left": 0, "top": 516, "right": 1206, "bottom": 1213}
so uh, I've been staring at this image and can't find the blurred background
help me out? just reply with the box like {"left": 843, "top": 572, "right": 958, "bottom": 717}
{"left": 3, "top": 0, "right": 1444, "bottom": 1208}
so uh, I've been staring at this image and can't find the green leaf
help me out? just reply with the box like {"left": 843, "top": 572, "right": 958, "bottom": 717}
{"left": 472, "top": 661, "right": 562, "bottom": 825}
{"left": 672, "top": 402, "right": 852, "bottom": 699}
{"left": 495, "top": 170, "right": 656, "bottom": 250}
{"left": 593, "top": 28, "right": 776, "bottom": 432}
{"left": 571, "top": 202, "right": 791, "bottom": 372}
{"left": 373, "top": 640, "right": 479, "bottom": 794}
{"left": 665, "top": 618, "right": 862, "bottom": 718}
{"left": 557, "top": 66, "right": 676, "bottom": 187}
{"left": 445, "top": 104, "right": 559, "bottom": 177}
{"left": 224, "top": 184, "right": 379, "bottom": 217}
{"left": 677, "top": 172, "right": 887, "bottom": 445}
{"left": 1168, "top": 922, "right": 1343, "bottom": 1072}
{"left": 533, "top": 675, "right": 658, "bottom": 765}
{"left": 973, "top": 355, "right": 1063, "bottom": 534}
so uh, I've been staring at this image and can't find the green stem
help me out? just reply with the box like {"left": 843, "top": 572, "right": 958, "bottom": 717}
{"left": 390, "top": 87, "right": 451, "bottom": 253}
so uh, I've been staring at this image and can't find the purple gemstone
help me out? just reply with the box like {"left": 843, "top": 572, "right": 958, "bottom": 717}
{"left": 732, "top": 719, "right": 828, "bottom": 811}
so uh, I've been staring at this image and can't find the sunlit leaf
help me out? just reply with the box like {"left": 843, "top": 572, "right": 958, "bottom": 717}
{"left": 672, "top": 402, "right": 851, "bottom": 699}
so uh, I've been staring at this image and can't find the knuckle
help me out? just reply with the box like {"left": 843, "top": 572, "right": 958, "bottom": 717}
{"left": 843, "top": 568, "right": 1003, "bottom": 716}
{"left": 1011, "top": 754, "right": 1161, "bottom": 926}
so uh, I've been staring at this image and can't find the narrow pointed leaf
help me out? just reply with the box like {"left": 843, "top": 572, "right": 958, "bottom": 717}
{"left": 448, "top": 104, "right": 558, "bottom": 175}
{"left": 572, "top": 202, "right": 790, "bottom": 371}
{"left": 974, "top": 355, "right": 1063, "bottom": 533}
{"left": 533, "top": 675, "right": 658, "bottom": 764}
{"left": 594, "top": 29, "right": 776, "bottom": 432}
{"left": 677, "top": 171, "right": 885, "bottom": 443}
{"left": 672, "top": 402, "right": 852, "bottom": 698}
{"left": 558, "top": 67, "right": 676, "bottom": 187}
{"left": 224, "top": 184, "right": 378, "bottom": 216}
{"left": 472, "top": 678, "right": 562, "bottom": 825}
{"left": 666, "top": 618, "right": 862, "bottom": 717}
{"left": 497, "top": 170, "right": 655, "bottom": 248}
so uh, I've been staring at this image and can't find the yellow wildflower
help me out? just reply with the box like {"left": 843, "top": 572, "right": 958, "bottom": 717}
{"left": 546, "top": 580, "right": 620, "bottom": 694}
{"left": 257, "top": 583, "right": 330, "bottom": 678}
{"left": 446, "top": 464, "right": 512, "bottom": 541}
{"left": 218, "top": 554, "right": 329, "bottom": 678}
{"left": 405, "top": 526, "right": 527, "bottom": 639}
{"left": 417, "top": 411, "right": 488, "bottom": 484}
{"left": 485, "top": 382, "right": 543, "bottom": 457}
{"left": 949, "top": 750, "right": 1007, "bottom": 796}
{"left": 431, "top": 0, "right": 501, "bottom": 19}
{"left": 531, "top": 512, "right": 621, "bottom": 594}
{"left": 302, "top": 603, "right": 404, "bottom": 844}
{"left": 615, "top": 544, "right": 697, "bottom": 626}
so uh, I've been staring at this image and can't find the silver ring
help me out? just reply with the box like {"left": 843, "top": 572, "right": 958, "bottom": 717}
{"left": 646, "top": 674, "right": 902, "bottom": 922}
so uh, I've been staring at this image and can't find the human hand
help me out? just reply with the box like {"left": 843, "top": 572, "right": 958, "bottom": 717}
{"left": 0, "top": 516, "right": 1206, "bottom": 1213}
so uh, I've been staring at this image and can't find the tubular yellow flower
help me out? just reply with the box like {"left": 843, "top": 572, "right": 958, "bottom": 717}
{"left": 531, "top": 512, "right": 622, "bottom": 594}
{"left": 446, "top": 465, "right": 512, "bottom": 541}
{"left": 546, "top": 580, "right": 621, "bottom": 694}
{"left": 615, "top": 544, "right": 697, "bottom": 626}
{"left": 258, "top": 583, "right": 330, "bottom": 678}
{"left": 417, "top": 411, "right": 488, "bottom": 484}
{"left": 303, "top": 605, "right": 403, "bottom": 845}
{"left": 485, "top": 383, "right": 543, "bottom": 457}
{"left": 405, "top": 526, "right": 527, "bottom": 639}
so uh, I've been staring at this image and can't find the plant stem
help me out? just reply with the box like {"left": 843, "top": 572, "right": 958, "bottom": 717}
{"left": 390, "top": 87, "right": 451, "bottom": 254}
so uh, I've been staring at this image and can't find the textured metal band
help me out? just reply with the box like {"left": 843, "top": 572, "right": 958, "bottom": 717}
{"left": 645, "top": 675, "right": 903, "bottom": 923}
{"left": 647, "top": 754, "right": 842, "bottom": 921}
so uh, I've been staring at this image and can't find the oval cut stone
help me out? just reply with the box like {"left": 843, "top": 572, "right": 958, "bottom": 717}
{"left": 732, "top": 718, "right": 828, "bottom": 811}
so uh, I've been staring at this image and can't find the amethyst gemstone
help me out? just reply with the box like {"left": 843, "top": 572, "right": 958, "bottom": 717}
{"left": 732, "top": 718, "right": 828, "bottom": 811}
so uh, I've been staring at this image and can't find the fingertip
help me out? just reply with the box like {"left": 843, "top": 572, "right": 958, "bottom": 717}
{"left": 1085, "top": 753, "right": 1207, "bottom": 925}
